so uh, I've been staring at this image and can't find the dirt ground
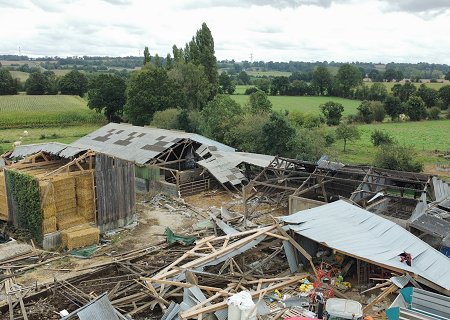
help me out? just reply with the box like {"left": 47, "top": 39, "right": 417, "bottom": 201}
{"left": 15, "top": 192, "right": 200, "bottom": 288}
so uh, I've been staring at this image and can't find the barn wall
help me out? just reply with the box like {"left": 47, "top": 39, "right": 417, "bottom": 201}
{"left": 95, "top": 154, "right": 136, "bottom": 232}
{"left": 0, "top": 172, "right": 8, "bottom": 221}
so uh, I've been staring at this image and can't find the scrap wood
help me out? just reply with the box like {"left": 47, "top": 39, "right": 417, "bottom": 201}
{"left": 362, "top": 283, "right": 397, "bottom": 314}
{"left": 360, "top": 281, "right": 392, "bottom": 294}
{"left": 180, "top": 273, "right": 310, "bottom": 319}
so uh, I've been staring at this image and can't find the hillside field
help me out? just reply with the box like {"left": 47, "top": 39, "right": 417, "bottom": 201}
{"left": 230, "top": 94, "right": 361, "bottom": 115}
{"left": 0, "top": 95, "right": 105, "bottom": 128}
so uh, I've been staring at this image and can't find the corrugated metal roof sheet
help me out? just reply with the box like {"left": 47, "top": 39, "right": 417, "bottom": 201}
{"left": 70, "top": 123, "right": 235, "bottom": 164}
{"left": 9, "top": 142, "right": 86, "bottom": 159}
{"left": 197, "top": 151, "right": 274, "bottom": 185}
{"left": 280, "top": 200, "right": 450, "bottom": 292}
{"left": 77, "top": 294, "right": 119, "bottom": 320}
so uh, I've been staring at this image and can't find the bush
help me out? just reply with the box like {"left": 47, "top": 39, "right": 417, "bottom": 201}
{"left": 357, "top": 100, "right": 373, "bottom": 123}
{"left": 404, "top": 96, "right": 427, "bottom": 121}
{"left": 303, "top": 113, "right": 323, "bottom": 128}
{"left": 150, "top": 108, "right": 181, "bottom": 130}
{"left": 374, "top": 144, "right": 423, "bottom": 172}
{"left": 370, "top": 130, "right": 394, "bottom": 146}
{"left": 244, "top": 87, "right": 258, "bottom": 95}
{"left": 346, "top": 114, "right": 360, "bottom": 124}
{"left": 287, "top": 111, "right": 305, "bottom": 127}
{"left": 446, "top": 108, "right": 450, "bottom": 119}
{"left": 371, "top": 101, "right": 386, "bottom": 122}
{"left": 428, "top": 106, "right": 441, "bottom": 120}
{"left": 320, "top": 101, "right": 344, "bottom": 126}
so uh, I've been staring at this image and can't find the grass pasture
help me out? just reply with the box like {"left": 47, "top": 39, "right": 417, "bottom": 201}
{"left": 0, "top": 124, "right": 102, "bottom": 154}
{"left": 368, "top": 81, "right": 448, "bottom": 93}
{"left": 9, "top": 71, "right": 30, "bottom": 82}
{"left": 0, "top": 95, "right": 105, "bottom": 128}
{"left": 246, "top": 70, "right": 292, "bottom": 77}
{"left": 230, "top": 95, "right": 361, "bottom": 115}
{"left": 331, "top": 119, "right": 450, "bottom": 167}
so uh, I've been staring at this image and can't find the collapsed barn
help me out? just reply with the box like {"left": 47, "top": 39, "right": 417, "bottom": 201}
{"left": 0, "top": 143, "right": 135, "bottom": 249}
{"left": 242, "top": 156, "right": 450, "bottom": 251}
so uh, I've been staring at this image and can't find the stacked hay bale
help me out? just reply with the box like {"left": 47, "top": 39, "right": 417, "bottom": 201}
{"left": 39, "top": 181, "right": 57, "bottom": 234}
{"left": 75, "top": 174, "right": 95, "bottom": 222}
{"left": 61, "top": 224, "right": 100, "bottom": 250}
{"left": 52, "top": 176, "right": 85, "bottom": 230}
{"left": 0, "top": 172, "right": 8, "bottom": 221}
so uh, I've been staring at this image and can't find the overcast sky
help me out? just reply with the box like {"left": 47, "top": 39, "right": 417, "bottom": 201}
{"left": 1, "top": 0, "right": 450, "bottom": 64}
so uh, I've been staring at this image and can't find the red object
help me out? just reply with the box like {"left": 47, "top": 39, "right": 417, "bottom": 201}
{"left": 309, "top": 262, "right": 338, "bottom": 303}
{"left": 399, "top": 251, "right": 412, "bottom": 266}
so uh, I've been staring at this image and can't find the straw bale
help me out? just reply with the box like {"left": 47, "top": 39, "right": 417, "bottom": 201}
{"left": 57, "top": 216, "right": 86, "bottom": 230}
{"left": 51, "top": 176, "right": 75, "bottom": 188}
{"left": 75, "top": 174, "right": 93, "bottom": 189}
{"left": 77, "top": 206, "right": 95, "bottom": 221}
{"left": 55, "top": 199, "right": 77, "bottom": 212}
{"left": 76, "top": 188, "right": 94, "bottom": 199}
{"left": 61, "top": 225, "right": 99, "bottom": 250}
{"left": 42, "top": 203, "right": 56, "bottom": 218}
{"left": 53, "top": 191, "right": 76, "bottom": 201}
{"left": 43, "top": 216, "right": 57, "bottom": 234}
{"left": 56, "top": 207, "right": 77, "bottom": 220}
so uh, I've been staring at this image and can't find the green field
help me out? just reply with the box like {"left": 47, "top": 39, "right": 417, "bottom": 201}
{"left": 9, "top": 71, "right": 30, "bottom": 82}
{"left": 0, "top": 124, "right": 102, "bottom": 154}
{"left": 330, "top": 119, "right": 450, "bottom": 167}
{"left": 368, "top": 81, "right": 448, "bottom": 92}
{"left": 230, "top": 94, "right": 361, "bottom": 115}
{"left": 0, "top": 95, "right": 105, "bottom": 128}
{"left": 246, "top": 70, "right": 292, "bottom": 77}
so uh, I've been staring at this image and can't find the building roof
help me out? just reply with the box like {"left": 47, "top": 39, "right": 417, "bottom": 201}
{"left": 279, "top": 200, "right": 450, "bottom": 292}
{"left": 9, "top": 142, "right": 86, "bottom": 159}
{"left": 197, "top": 151, "right": 275, "bottom": 185}
{"left": 71, "top": 123, "right": 235, "bottom": 165}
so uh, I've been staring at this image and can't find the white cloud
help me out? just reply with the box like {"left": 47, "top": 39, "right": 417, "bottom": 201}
{"left": 0, "top": 0, "right": 449, "bottom": 63}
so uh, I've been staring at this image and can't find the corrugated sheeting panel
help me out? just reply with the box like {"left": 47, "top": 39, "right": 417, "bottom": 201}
{"left": 9, "top": 142, "right": 86, "bottom": 159}
{"left": 280, "top": 200, "right": 450, "bottom": 292}
{"left": 197, "top": 151, "right": 274, "bottom": 185}
{"left": 77, "top": 295, "right": 119, "bottom": 320}
{"left": 411, "top": 288, "right": 450, "bottom": 320}
{"left": 135, "top": 165, "right": 160, "bottom": 181}
{"left": 433, "top": 177, "right": 450, "bottom": 202}
{"left": 70, "top": 123, "right": 235, "bottom": 165}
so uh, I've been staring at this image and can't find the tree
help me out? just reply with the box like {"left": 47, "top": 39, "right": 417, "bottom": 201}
{"left": 150, "top": 108, "right": 181, "bottom": 129}
{"left": 417, "top": 84, "right": 438, "bottom": 108}
{"left": 374, "top": 144, "right": 423, "bottom": 172}
{"left": 404, "top": 96, "right": 427, "bottom": 121}
{"left": 143, "top": 46, "right": 151, "bottom": 65}
{"left": 320, "top": 101, "right": 344, "bottom": 126}
{"left": 165, "top": 53, "right": 173, "bottom": 70}
{"left": 248, "top": 90, "right": 272, "bottom": 114}
{"left": 187, "top": 23, "right": 219, "bottom": 99}
{"left": 0, "top": 68, "right": 17, "bottom": 95}
{"left": 270, "top": 76, "right": 290, "bottom": 96}
{"left": 371, "top": 101, "right": 386, "bottom": 122}
{"left": 336, "top": 64, "right": 362, "bottom": 97}
{"left": 167, "top": 62, "right": 209, "bottom": 110}
{"left": 370, "top": 130, "right": 394, "bottom": 146}
{"left": 335, "top": 123, "right": 360, "bottom": 151}
{"left": 438, "top": 85, "right": 450, "bottom": 108}
{"left": 59, "top": 70, "right": 88, "bottom": 96}
{"left": 392, "top": 83, "right": 416, "bottom": 102}
{"left": 368, "top": 69, "right": 383, "bottom": 82}
{"left": 384, "top": 95, "right": 403, "bottom": 121}
{"left": 154, "top": 54, "right": 162, "bottom": 68}
{"left": 384, "top": 69, "right": 397, "bottom": 82}
{"left": 87, "top": 74, "right": 126, "bottom": 122}
{"left": 42, "top": 71, "right": 58, "bottom": 95}
{"left": 287, "top": 128, "right": 327, "bottom": 161}
{"left": 125, "top": 65, "right": 179, "bottom": 126}
{"left": 261, "top": 113, "right": 295, "bottom": 156}
{"left": 224, "top": 113, "right": 268, "bottom": 154}
{"left": 445, "top": 71, "right": 450, "bottom": 81}
{"left": 428, "top": 106, "right": 441, "bottom": 120}
{"left": 238, "top": 71, "right": 250, "bottom": 85}
{"left": 218, "top": 71, "right": 235, "bottom": 94}
{"left": 25, "top": 71, "right": 48, "bottom": 95}
{"left": 357, "top": 100, "right": 374, "bottom": 123}
{"left": 368, "top": 83, "right": 388, "bottom": 101}
{"left": 312, "top": 65, "right": 332, "bottom": 95}
{"left": 200, "top": 95, "right": 242, "bottom": 143}
{"left": 255, "top": 78, "right": 270, "bottom": 93}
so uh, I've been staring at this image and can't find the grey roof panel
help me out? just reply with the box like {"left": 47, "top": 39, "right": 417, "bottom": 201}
{"left": 280, "top": 200, "right": 450, "bottom": 291}
{"left": 10, "top": 142, "right": 87, "bottom": 159}
{"left": 71, "top": 123, "right": 235, "bottom": 164}
{"left": 77, "top": 295, "right": 119, "bottom": 320}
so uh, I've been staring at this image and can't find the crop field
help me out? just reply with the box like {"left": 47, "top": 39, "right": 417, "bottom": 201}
{"left": 330, "top": 119, "right": 450, "bottom": 167}
{"left": 230, "top": 94, "right": 361, "bottom": 115}
{"left": 246, "top": 70, "right": 292, "bottom": 77}
{"left": 0, "top": 95, "right": 105, "bottom": 128}
{"left": 9, "top": 71, "right": 30, "bottom": 82}
{"left": 0, "top": 124, "right": 102, "bottom": 154}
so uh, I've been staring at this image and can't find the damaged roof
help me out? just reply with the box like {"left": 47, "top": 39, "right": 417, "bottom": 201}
{"left": 71, "top": 123, "right": 235, "bottom": 165}
{"left": 280, "top": 200, "right": 450, "bottom": 293}
{"left": 197, "top": 151, "right": 275, "bottom": 185}
{"left": 9, "top": 142, "right": 87, "bottom": 159}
